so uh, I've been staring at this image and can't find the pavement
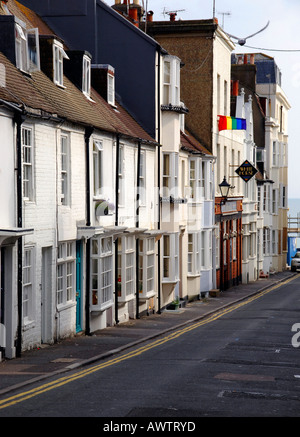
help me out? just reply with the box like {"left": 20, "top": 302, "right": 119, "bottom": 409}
{"left": 0, "top": 270, "right": 297, "bottom": 396}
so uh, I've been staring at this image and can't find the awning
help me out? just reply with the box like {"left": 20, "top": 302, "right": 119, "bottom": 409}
{"left": 0, "top": 227, "right": 34, "bottom": 246}
{"left": 77, "top": 225, "right": 127, "bottom": 240}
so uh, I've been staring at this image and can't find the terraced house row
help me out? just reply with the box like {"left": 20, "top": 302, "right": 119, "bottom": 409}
{"left": 0, "top": 0, "right": 290, "bottom": 361}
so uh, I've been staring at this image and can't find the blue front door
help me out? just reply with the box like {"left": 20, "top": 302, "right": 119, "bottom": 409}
{"left": 76, "top": 241, "right": 82, "bottom": 333}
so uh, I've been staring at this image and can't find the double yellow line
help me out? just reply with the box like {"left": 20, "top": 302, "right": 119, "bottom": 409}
{"left": 0, "top": 275, "right": 296, "bottom": 410}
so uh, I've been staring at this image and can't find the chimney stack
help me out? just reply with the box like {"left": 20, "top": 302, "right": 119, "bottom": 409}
{"left": 112, "top": 0, "right": 144, "bottom": 27}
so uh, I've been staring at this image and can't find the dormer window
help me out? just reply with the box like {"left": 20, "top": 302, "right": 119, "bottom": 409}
{"left": 15, "top": 23, "right": 40, "bottom": 73}
{"left": 107, "top": 68, "right": 115, "bottom": 106}
{"left": 53, "top": 40, "right": 69, "bottom": 87}
{"left": 91, "top": 64, "right": 115, "bottom": 106}
{"left": 82, "top": 55, "right": 91, "bottom": 98}
{"left": 27, "top": 28, "right": 40, "bottom": 72}
{"left": 15, "top": 23, "right": 27, "bottom": 72}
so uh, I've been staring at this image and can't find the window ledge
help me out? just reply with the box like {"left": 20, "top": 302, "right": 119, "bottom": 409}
{"left": 162, "top": 278, "right": 180, "bottom": 284}
{"left": 118, "top": 295, "right": 135, "bottom": 304}
{"left": 91, "top": 301, "right": 113, "bottom": 314}
{"left": 56, "top": 301, "right": 76, "bottom": 312}
{"left": 139, "top": 291, "right": 156, "bottom": 301}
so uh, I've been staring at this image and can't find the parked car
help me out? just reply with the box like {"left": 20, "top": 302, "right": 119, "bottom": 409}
{"left": 291, "top": 252, "right": 300, "bottom": 271}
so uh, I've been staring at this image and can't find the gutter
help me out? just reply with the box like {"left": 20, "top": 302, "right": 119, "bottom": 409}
{"left": 84, "top": 126, "right": 94, "bottom": 336}
{"left": 135, "top": 140, "right": 141, "bottom": 319}
{"left": 114, "top": 134, "right": 120, "bottom": 324}
{"left": 14, "top": 111, "right": 26, "bottom": 358}
{"left": 157, "top": 48, "right": 162, "bottom": 315}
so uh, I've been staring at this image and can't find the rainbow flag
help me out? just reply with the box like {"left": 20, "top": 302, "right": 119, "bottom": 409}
{"left": 218, "top": 115, "right": 246, "bottom": 132}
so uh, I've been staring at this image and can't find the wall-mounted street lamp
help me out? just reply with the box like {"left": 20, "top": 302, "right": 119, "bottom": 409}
{"left": 219, "top": 176, "right": 231, "bottom": 204}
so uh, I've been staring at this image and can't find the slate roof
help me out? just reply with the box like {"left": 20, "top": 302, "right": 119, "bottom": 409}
{"left": 0, "top": 0, "right": 157, "bottom": 145}
{"left": 180, "top": 130, "right": 212, "bottom": 156}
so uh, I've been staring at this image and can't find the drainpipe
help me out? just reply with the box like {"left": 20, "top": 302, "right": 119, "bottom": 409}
{"left": 136, "top": 140, "right": 141, "bottom": 319}
{"left": 14, "top": 111, "right": 25, "bottom": 358}
{"left": 85, "top": 126, "right": 93, "bottom": 336}
{"left": 114, "top": 134, "right": 120, "bottom": 324}
{"left": 157, "top": 49, "right": 162, "bottom": 314}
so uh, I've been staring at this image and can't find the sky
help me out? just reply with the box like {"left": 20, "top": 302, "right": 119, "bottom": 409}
{"left": 104, "top": 0, "right": 300, "bottom": 199}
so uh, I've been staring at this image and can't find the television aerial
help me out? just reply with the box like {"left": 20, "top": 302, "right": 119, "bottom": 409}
{"left": 217, "top": 11, "right": 231, "bottom": 28}
{"left": 162, "top": 7, "right": 185, "bottom": 20}
{"left": 226, "top": 20, "right": 270, "bottom": 46}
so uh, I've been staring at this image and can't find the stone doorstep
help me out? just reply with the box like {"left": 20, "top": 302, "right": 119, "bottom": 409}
{"left": 209, "top": 289, "right": 220, "bottom": 298}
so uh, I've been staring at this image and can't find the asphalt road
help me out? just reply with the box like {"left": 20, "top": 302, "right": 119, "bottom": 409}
{"left": 1, "top": 275, "right": 300, "bottom": 419}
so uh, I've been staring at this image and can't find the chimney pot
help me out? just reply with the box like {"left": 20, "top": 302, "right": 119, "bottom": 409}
{"left": 170, "top": 12, "right": 177, "bottom": 22}
{"left": 147, "top": 10, "right": 153, "bottom": 22}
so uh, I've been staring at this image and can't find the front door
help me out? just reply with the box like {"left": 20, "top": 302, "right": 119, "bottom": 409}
{"left": 76, "top": 241, "right": 82, "bottom": 333}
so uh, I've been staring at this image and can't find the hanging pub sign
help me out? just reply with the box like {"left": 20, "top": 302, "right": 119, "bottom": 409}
{"left": 235, "top": 160, "right": 258, "bottom": 183}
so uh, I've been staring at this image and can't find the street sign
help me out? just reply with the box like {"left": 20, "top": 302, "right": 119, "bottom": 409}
{"left": 235, "top": 160, "right": 258, "bottom": 183}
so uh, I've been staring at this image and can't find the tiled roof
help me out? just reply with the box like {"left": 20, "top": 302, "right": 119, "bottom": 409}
{"left": 0, "top": 0, "right": 157, "bottom": 144}
{"left": 181, "top": 130, "right": 212, "bottom": 156}
{"left": 15, "top": 0, "right": 55, "bottom": 36}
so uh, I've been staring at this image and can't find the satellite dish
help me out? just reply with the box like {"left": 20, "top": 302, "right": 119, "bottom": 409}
{"left": 226, "top": 21, "right": 270, "bottom": 46}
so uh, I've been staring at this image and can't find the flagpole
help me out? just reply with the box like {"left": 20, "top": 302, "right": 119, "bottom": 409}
{"left": 213, "top": 0, "right": 215, "bottom": 18}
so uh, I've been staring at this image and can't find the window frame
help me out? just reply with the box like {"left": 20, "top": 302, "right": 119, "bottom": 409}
{"left": 107, "top": 73, "right": 115, "bottom": 106}
{"left": 162, "top": 152, "right": 178, "bottom": 198}
{"left": 15, "top": 23, "right": 28, "bottom": 72}
{"left": 53, "top": 40, "right": 69, "bottom": 87}
{"left": 93, "top": 139, "right": 103, "bottom": 198}
{"left": 60, "top": 132, "right": 71, "bottom": 206}
{"left": 187, "top": 232, "right": 200, "bottom": 276}
{"left": 118, "top": 144, "right": 125, "bottom": 206}
{"left": 118, "top": 236, "right": 135, "bottom": 302}
{"left": 138, "top": 151, "right": 146, "bottom": 206}
{"left": 82, "top": 54, "right": 91, "bottom": 98}
{"left": 139, "top": 237, "right": 156, "bottom": 298}
{"left": 91, "top": 236, "right": 114, "bottom": 311}
{"left": 162, "top": 233, "right": 179, "bottom": 283}
{"left": 23, "top": 246, "right": 35, "bottom": 324}
{"left": 56, "top": 242, "right": 76, "bottom": 307}
{"left": 22, "top": 125, "right": 35, "bottom": 201}
{"left": 162, "top": 55, "right": 180, "bottom": 106}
